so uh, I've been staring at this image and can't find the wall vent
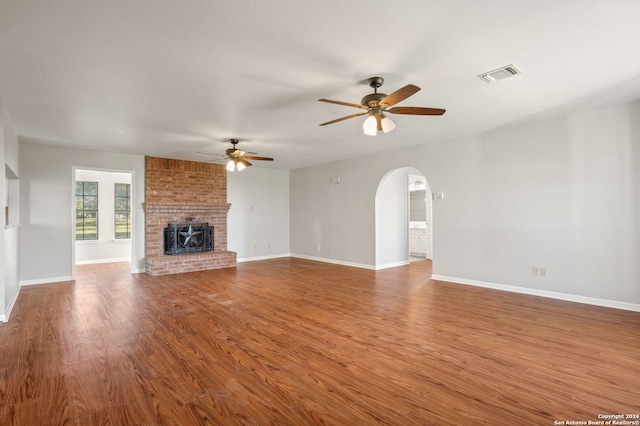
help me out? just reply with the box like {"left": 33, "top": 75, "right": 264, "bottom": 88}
{"left": 478, "top": 64, "right": 522, "bottom": 83}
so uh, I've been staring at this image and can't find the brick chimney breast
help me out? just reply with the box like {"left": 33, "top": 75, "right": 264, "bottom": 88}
{"left": 144, "top": 157, "right": 236, "bottom": 275}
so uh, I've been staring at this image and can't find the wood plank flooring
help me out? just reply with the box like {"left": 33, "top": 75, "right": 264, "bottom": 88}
{"left": 1, "top": 258, "right": 639, "bottom": 425}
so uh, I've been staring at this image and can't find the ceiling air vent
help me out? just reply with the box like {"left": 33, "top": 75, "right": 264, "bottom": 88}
{"left": 477, "top": 64, "right": 522, "bottom": 83}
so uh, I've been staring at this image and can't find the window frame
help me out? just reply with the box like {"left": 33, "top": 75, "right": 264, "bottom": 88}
{"left": 75, "top": 181, "right": 99, "bottom": 240}
{"left": 114, "top": 183, "right": 131, "bottom": 239}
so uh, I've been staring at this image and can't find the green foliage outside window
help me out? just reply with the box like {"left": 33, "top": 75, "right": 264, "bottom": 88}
{"left": 76, "top": 181, "right": 98, "bottom": 240}
{"left": 114, "top": 183, "right": 131, "bottom": 239}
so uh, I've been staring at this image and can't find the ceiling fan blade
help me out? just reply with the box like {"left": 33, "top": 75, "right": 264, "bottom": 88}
{"left": 379, "top": 84, "right": 420, "bottom": 107}
{"left": 318, "top": 99, "right": 368, "bottom": 110}
{"left": 376, "top": 114, "right": 382, "bottom": 131}
{"left": 319, "top": 112, "right": 368, "bottom": 126}
{"left": 197, "top": 152, "right": 228, "bottom": 160}
{"left": 239, "top": 158, "right": 252, "bottom": 167}
{"left": 387, "top": 106, "right": 446, "bottom": 115}
{"left": 244, "top": 156, "right": 273, "bottom": 161}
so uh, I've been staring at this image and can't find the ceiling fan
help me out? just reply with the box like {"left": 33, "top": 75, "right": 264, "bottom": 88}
{"left": 200, "top": 139, "right": 273, "bottom": 171}
{"left": 318, "top": 76, "right": 446, "bottom": 136}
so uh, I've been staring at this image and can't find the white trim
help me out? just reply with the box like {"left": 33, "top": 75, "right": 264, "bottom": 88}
{"left": 290, "top": 254, "right": 375, "bottom": 270}
{"left": 1, "top": 286, "right": 21, "bottom": 322}
{"left": 20, "top": 276, "right": 73, "bottom": 286}
{"left": 431, "top": 275, "right": 640, "bottom": 313}
{"left": 237, "top": 253, "right": 291, "bottom": 263}
{"left": 75, "top": 257, "right": 130, "bottom": 265}
{"left": 375, "top": 260, "right": 410, "bottom": 270}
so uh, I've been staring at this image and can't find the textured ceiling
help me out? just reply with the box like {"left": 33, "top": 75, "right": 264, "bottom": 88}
{"left": 2, "top": 1, "right": 640, "bottom": 170}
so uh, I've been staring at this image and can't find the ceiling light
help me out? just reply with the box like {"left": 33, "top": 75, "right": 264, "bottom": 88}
{"left": 236, "top": 161, "right": 246, "bottom": 171}
{"left": 381, "top": 116, "right": 395, "bottom": 133}
{"left": 363, "top": 115, "right": 377, "bottom": 136}
{"left": 226, "top": 160, "right": 236, "bottom": 172}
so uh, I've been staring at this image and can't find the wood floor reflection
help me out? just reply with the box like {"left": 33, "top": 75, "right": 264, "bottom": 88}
{"left": 1, "top": 258, "right": 639, "bottom": 425}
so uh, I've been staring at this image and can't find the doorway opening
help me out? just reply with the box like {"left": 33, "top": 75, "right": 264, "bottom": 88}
{"left": 72, "top": 168, "right": 133, "bottom": 274}
{"left": 408, "top": 174, "right": 432, "bottom": 262}
{"left": 375, "top": 167, "right": 433, "bottom": 274}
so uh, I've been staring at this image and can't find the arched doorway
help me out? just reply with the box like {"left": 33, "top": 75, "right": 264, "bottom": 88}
{"left": 375, "top": 167, "right": 433, "bottom": 272}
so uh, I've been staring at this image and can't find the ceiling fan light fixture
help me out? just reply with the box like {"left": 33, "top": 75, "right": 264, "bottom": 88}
{"left": 236, "top": 161, "right": 246, "bottom": 171}
{"left": 226, "top": 159, "right": 236, "bottom": 172}
{"left": 363, "top": 115, "right": 378, "bottom": 136}
{"left": 381, "top": 115, "right": 395, "bottom": 133}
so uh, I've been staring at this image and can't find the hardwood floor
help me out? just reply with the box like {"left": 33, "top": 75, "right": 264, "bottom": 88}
{"left": 1, "top": 258, "right": 639, "bottom": 425}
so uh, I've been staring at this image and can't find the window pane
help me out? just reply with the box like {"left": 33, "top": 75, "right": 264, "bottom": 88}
{"left": 115, "top": 183, "right": 129, "bottom": 197}
{"left": 115, "top": 211, "right": 131, "bottom": 239}
{"left": 115, "top": 197, "right": 129, "bottom": 210}
{"left": 84, "top": 196, "right": 98, "bottom": 210}
{"left": 114, "top": 183, "right": 131, "bottom": 239}
{"left": 75, "top": 181, "right": 98, "bottom": 240}
{"left": 75, "top": 218, "right": 84, "bottom": 240}
{"left": 84, "top": 182, "right": 98, "bottom": 195}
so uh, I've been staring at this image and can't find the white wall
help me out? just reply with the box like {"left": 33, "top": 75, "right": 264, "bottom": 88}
{"left": 74, "top": 169, "right": 132, "bottom": 264}
{"left": 227, "top": 167, "right": 290, "bottom": 261}
{"left": 290, "top": 101, "right": 640, "bottom": 308}
{"left": 289, "top": 162, "right": 377, "bottom": 268}
{"left": 19, "top": 143, "right": 145, "bottom": 284}
{"left": 1, "top": 104, "right": 20, "bottom": 321}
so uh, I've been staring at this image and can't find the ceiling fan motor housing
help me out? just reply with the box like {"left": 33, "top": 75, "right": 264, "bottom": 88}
{"left": 362, "top": 76, "right": 386, "bottom": 108}
{"left": 361, "top": 92, "right": 387, "bottom": 108}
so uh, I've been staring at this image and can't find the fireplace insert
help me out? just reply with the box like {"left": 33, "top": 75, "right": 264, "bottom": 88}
{"left": 163, "top": 223, "right": 213, "bottom": 255}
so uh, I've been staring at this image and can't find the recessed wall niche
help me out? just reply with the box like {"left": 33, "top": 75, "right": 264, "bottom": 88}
{"left": 5, "top": 164, "right": 19, "bottom": 226}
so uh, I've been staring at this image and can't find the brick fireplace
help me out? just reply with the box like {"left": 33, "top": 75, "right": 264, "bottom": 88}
{"left": 144, "top": 157, "right": 237, "bottom": 275}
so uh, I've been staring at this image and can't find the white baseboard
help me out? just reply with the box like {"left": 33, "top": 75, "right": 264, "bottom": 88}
{"left": 290, "top": 254, "right": 375, "bottom": 270}
{"left": 1, "top": 285, "right": 21, "bottom": 322}
{"left": 431, "top": 275, "right": 640, "bottom": 313}
{"left": 20, "top": 276, "right": 73, "bottom": 286}
{"left": 237, "top": 253, "right": 291, "bottom": 263}
{"left": 75, "top": 257, "right": 130, "bottom": 265}
{"left": 3, "top": 285, "right": 21, "bottom": 322}
{"left": 375, "top": 260, "right": 410, "bottom": 270}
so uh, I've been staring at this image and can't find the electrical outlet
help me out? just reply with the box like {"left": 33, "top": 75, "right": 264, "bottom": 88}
{"left": 532, "top": 266, "right": 547, "bottom": 277}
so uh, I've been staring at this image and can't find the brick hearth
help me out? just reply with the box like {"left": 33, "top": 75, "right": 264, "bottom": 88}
{"left": 145, "top": 157, "right": 236, "bottom": 275}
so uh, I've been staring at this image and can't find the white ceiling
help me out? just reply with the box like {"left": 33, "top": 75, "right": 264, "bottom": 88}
{"left": 2, "top": 1, "right": 640, "bottom": 170}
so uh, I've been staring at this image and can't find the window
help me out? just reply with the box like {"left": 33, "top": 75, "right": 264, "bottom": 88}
{"left": 76, "top": 181, "right": 98, "bottom": 240}
{"left": 114, "top": 183, "right": 131, "bottom": 239}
